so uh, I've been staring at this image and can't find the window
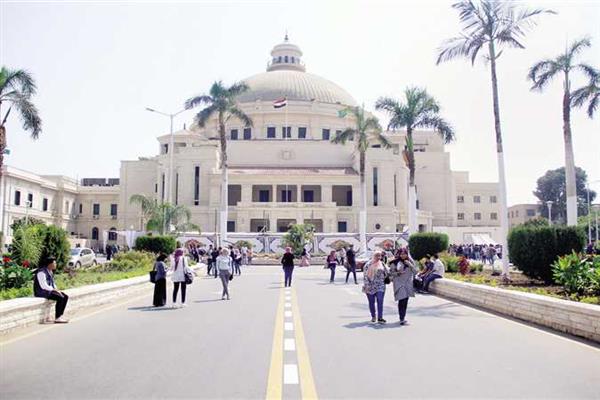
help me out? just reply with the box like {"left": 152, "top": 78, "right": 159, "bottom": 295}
{"left": 457, "top": 195, "right": 464, "bottom": 203}
{"left": 42, "top": 198, "right": 48, "bottom": 212}
{"left": 14, "top": 190, "right": 21, "bottom": 206}
{"left": 346, "top": 190, "right": 353, "bottom": 206}
{"left": 515, "top": 210, "right": 519, "bottom": 217}
{"left": 27, "top": 193, "right": 33, "bottom": 207}
{"left": 243, "top": 128, "right": 251, "bottom": 140}
{"left": 91, "top": 227, "right": 99, "bottom": 240}
{"left": 227, "top": 221, "right": 236, "bottom": 232}
{"left": 337, "top": 221, "right": 347, "bottom": 233}
{"left": 394, "top": 174, "right": 397, "bottom": 207}
{"left": 335, "top": 130, "right": 342, "bottom": 140}
{"left": 108, "top": 228, "right": 117, "bottom": 241}
{"left": 291, "top": 56, "right": 295, "bottom": 63}
{"left": 163, "top": 144, "right": 169, "bottom": 154}
{"left": 155, "top": 183, "right": 158, "bottom": 193}
{"left": 230, "top": 129, "right": 239, "bottom": 140}
{"left": 194, "top": 166, "right": 200, "bottom": 206}
{"left": 491, "top": 212, "right": 498, "bottom": 220}
{"left": 175, "top": 173, "right": 179, "bottom": 205}
{"left": 110, "top": 204, "right": 118, "bottom": 216}
{"left": 375, "top": 223, "right": 381, "bottom": 230}
{"left": 267, "top": 126, "right": 276, "bottom": 138}
{"left": 303, "top": 190, "right": 314, "bottom": 203}
{"left": 64, "top": 201, "right": 69, "bottom": 214}
{"left": 281, "top": 190, "right": 292, "bottom": 202}
{"left": 93, "top": 203, "right": 100, "bottom": 216}
{"left": 282, "top": 126, "right": 291, "bottom": 138}
{"left": 259, "top": 190, "right": 270, "bottom": 202}
{"left": 526, "top": 209, "right": 535, "bottom": 217}
{"left": 284, "top": 55, "right": 288, "bottom": 63}
{"left": 458, "top": 213, "right": 465, "bottom": 220}
{"left": 490, "top": 195, "right": 497, "bottom": 203}
{"left": 373, "top": 167, "right": 379, "bottom": 206}
{"left": 474, "top": 196, "right": 481, "bottom": 203}
{"left": 474, "top": 213, "right": 481, "bottom": 220}
{"left": 161, "top": 173, "right": 165, "bottom": 201}
{"left": 79, "top": 203, "right": 83, "bottom": 214}
{"left": 322, "top": 129, "right": 330, "bottom": 140}
{"left": 298, "top": 127, "right": 307, "bottom": 139}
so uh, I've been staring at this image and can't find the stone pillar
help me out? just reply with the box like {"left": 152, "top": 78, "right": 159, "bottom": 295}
{"left": 272, "top": 184, "right": 277, "bottom": 203}
{"left": 241, "top": 184, "right": 252, "bottom": 204}
{"left": 322, "top": 184, "right": 332, "bottom": 204}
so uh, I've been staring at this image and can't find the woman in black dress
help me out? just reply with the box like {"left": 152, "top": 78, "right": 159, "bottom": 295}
{"left": 153, "top": 253, "right": 168, "bottom": 307}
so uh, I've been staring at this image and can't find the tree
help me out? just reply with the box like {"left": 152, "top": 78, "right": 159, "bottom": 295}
{"left": 0, "top": 67, "right": 42, "bottom": 177}
{"left": 528, "top": 38, "right": 596, "bottom": 227}
{"left": 375, "top": 87, "right": 455, "bottom": 235}
{"left": 38, "top": 225, "right": 71, "bottom": 271}
{"left": 185, "top": 81, "right": 252, "bottom": 245}
{"left": 129, "top": 194, "right": 157, "bottom": 231}
{"left": 437, "top": 0, "right": 553, "bottom": 278}
{"left": 10, "top": 216, "right": 45, "bottom": 232}
{"left": 572, "top": 66, "right": 599, "bottom": 119}
{"left": 332, "top": 105, "right": 390, "bottom": 253}
{"left": 282, "top": 224, "right": 315, "bottom": 256}
{"left": 129, "top": 194, "right": 198, "bottom": 235}
{"left": 533, "top": 167, "right": 596, "bottom": 223}
{"left": 11, "top": 224, "right": 43, "bottom": 267}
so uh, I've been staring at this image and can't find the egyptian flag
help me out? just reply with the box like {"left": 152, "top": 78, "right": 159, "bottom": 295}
{"left": 273, "top": 97, "right": 287, "bottom": 109}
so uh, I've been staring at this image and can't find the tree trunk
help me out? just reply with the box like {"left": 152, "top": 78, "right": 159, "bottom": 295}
{"left": 218, "top": 113, "right": 229, "bottom": 245}
{"left": 359, "top": 150, "right": 367, "bottom": 254}
{"left": 0, "top": 124, "right": 5, "bottom": 181}
{"left": 489, "top": 41, "right": 510, "bottom": 278}
{"left": 406, "top": 128, "right": 418, "bottom": 234}
{"left": 562, "top": 71, "right": 578, "bottom": 226}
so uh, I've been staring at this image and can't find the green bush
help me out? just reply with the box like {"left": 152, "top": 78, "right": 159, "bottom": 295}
{"left": 39, "top": 225, "right": 71, "bottom": 271}
{"left": 552, "top": 252, "right": 600, "bottom": 297}
{"left": 508, "top": 226, "right": 585, "bottom": 283}
{"left": 282, "top": 224, "right": 314, "bottom": 256}
{"left": 135, "top": 235, "right": 177, "bottom": 254}
{"left": 0, "top": 257, "right": 33, "bottom": 290}
{"left": 440, "top": 254, "right": 459, "bottom": 273}
{"left": 470, "top": 262, "right": 484, "bottom": 273}
{"left": 11, "top": 225, "right": 43, "bottom": 267}
{"left": 234, "top": 240, "right": 254, "bottom": 249}
{"left": 104, "top": 251, "right": 154, "bottom": 272}
{"left": 408, "top": 233, "right": 449, "bottom": 260}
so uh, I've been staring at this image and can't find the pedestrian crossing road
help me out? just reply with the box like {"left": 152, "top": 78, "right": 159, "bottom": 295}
{"left": 1, "top": 266, "right": 599, "bottom": 399}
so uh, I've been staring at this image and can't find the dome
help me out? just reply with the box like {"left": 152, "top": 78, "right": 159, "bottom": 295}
{"left": 238, "top": 70, "right": 357, "bottom": 106}
{"left": 236, "top": 35, "right": 357, "bottom": 106}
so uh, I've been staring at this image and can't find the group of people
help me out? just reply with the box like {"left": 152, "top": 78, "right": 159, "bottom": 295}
{"left": 325, "top": 246, "right": 358, "bottom": 284}
{"left": 206, "top": 244, "right": 252, "bottom": 278}
{"left": 448, "top": 243, "right": 502, "bottom": 264}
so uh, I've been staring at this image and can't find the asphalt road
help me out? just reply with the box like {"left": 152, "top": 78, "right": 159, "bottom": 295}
{"left": 1, "top": 265, "right": 599, "bottom": 399}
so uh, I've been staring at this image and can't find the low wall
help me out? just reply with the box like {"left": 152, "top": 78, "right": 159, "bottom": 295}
{"left": 0, "top": 265, "right": 204, "bottom": 336}
{"left": 430, "top": 278, "right": 600, "bottom": 343}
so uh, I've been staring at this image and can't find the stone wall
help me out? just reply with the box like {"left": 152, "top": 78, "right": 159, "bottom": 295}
{"left": 430, "top": 278, "right": 600, "bottom": 343}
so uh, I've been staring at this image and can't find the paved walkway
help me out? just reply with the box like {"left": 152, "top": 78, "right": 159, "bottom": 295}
{"left": 1, "top": 266, "right": 599, "bottom": 399}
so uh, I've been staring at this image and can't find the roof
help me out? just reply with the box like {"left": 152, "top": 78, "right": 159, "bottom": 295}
{"left": 228, "top": 167, "right": 358, "bottom": 176}
{"left": 237, "top": 70, "right": 357, "bottom": 106}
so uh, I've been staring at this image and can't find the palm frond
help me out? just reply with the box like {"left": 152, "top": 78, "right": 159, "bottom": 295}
{"left": 372, "top": 131, "right": 392, "bottom": 149}
{"left": 576, "top": 63, "right": 599, "bottom": 81}
{"left": 567, "top": 37, "right": 592, "bottom": 59}
{"left": 572, "top": 79, "right": 599, "bottom": 118}
{"left": 528, "top": 60, "right": 560, "bottom": 91}
{"left": 436, "top": 35, "right": 486, "bottom": 65}
{"left": 194, "top": 104, "right": 217, "bottom": 128}
{"left": 14, "top": 94, "right": 41, "bottom": 139}
{"left": 0, "top": 67, "right": 37, "bottom": 97}
{"left": 227, "top": 81, "right": 250, "bottom": 98}
{"left": 227, "top": 106, "right": 253, "bottom": 127}
{"left": 417, "top": 116, "right": 456, "bottom": 144}
{"left": 330, "top": 128, "right": 356, "bottom": 145}
{"left": 184, "top": 95, "right": 213, "bottom": 110}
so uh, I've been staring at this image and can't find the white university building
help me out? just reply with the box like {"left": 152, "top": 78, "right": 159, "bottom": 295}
{"left": 0, "top": 37, "right": 501, "bottom": 253}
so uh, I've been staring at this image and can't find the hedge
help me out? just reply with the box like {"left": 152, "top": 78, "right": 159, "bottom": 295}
{"left": 135, "top": 235, "right": 177, "bottom": 254}
{"left": 408, "top": 233, "right": 449, "bottom": 260}
{"left": 508, "top": 225, "right": 585, "bottom": 283}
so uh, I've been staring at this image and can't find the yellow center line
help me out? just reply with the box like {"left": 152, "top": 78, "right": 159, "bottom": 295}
{"left": 265, "top": 287, "right": 285, "bottom": 400}
{"left": 291, "top": 287, "right": 318, "bottom": 400}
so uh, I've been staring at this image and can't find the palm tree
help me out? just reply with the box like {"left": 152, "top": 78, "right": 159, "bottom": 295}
{"left": 437, "top": 0, "right": 553, "bottom": 278}
{"left": 376, "top": 87, "right": 455, "bottom": 235}
{"left": 185, "top": 81, "right": 252, "bottom": 244}
{"left": 571, "top": 64, "right": 599, "bottom": 119}
{"left": 528, "top": 38, "right": 596, "bottom": 227}
{"left": 130, "top": 194, "right": 157, "bottom": 231}
{"left": 130, "top": 194, "right": 197, "bottom": 235}
{"left": 332, "top": 105, "right": 391, "bottom": 253}
{"left": 0, "top": 67, "right": 42, "bottom": 177}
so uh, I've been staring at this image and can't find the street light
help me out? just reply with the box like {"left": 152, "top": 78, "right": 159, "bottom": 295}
{"left": 145, "top": 107, "right": 186, "bottom": 206}
{"left": 546, "top": 201, "right": 553, "bottom": 225}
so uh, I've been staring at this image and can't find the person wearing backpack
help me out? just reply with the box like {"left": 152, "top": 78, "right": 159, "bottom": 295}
{"left": 33, "top": 257, "right": 69, "bottom": 323}
{"left": 171, "top": 248, "right": 193, "bottom": 308}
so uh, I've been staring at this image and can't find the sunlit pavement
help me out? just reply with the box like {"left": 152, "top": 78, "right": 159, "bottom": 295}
{"left": 1, "top": 265, "right": 599, "bottom": 399}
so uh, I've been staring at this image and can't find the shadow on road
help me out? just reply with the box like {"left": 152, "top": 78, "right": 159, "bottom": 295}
{"left": 194, "top": 299, "right": 223, "bottom": 303}
{"left": 343, "top": 320, "right": 399, "bottom": 330}
{"left": 127, "top": 306, "right": 177, "bottom": 312}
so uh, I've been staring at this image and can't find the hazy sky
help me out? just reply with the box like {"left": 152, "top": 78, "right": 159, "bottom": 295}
{"left": 1, "top": 0, "right": 599, "bottom": 205}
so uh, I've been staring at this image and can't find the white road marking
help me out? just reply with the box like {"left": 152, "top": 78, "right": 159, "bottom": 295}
{"left": 284, "top": 322, "right": 294, "bottom": 331}
{"left": 284, "top": 338, "right": 296, "bottom": 351}
{"left": 284, "top": 310, "right": 292, "bottom": 318}
{"left": 283, "top": 364, "right": 299, "bottom": 384}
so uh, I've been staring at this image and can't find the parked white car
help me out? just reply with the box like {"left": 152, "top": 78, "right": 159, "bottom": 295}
{"left": 69, "top": 247, "right": 97, "bottom": 268}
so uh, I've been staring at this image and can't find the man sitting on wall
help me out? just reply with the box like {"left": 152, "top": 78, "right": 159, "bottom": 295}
{"left": 34, "top": 257, "right": 69, "bottom": 323}
{"left": 422, "top": 254, "right": 445, "bottom": 293}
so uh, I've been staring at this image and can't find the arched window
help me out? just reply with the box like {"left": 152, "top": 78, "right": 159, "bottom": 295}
{"left": 284, "top": 55, "right": 288, "bottom": 63}
{"left": 291, "top": 56, "right": 295, "bottom": 63}
{"left": 108, "top": 227, "right": 117, "bottom": 241}
{"left": 91, "top": 227, "right": 99, "bottom": 240}
{"left": 278, "top": 56, "right": 282, "bottom": 63}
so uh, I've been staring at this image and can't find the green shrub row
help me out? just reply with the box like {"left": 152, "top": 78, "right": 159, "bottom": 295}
{"left": 508, "top": 226, "right": 585, "bottom": 283}
{"left": 135, "top": 235, "right": 176, "bottom": 255}
{"left": 408, "top": 233, "right": 449, "bottom": 260}
{"left": 552, "top": 252, "right": 600, "bottom": 297}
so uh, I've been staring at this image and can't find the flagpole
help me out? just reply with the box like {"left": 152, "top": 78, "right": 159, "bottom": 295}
{"left": 285, "top": 97, "right": 288, "bottom": 204}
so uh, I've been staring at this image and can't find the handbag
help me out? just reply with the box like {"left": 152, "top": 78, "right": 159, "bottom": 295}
{"left": 181, "top": 258, "right": 193, "bottom": 284}
{"left": 149, "top": 270, "right": 157, "bottom": 284}
{"left": 228, "top": 273, "right": 233, "bottom": 281}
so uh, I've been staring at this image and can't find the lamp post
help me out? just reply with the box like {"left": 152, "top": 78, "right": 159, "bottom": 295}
{"left": 546, "top": 201, "right": 553, "bottom": 225}
{"left": 587, "top": 180, "right": 600, "bottom": 243}
{"left": 145, "top": 107, "right": 186, "bottom": 206}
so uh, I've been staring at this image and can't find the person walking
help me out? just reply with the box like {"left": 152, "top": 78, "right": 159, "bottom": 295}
{"left": 281, "top": 247, "right": 295, "bottom": 287}
{"left": 389, "top": 250, "right": 418, "bottom": 325}
{"left": 211, "top": 247, "right": 220, "bottom": 278}
{"left": 345, "top": 244, "right": 357, "bottom": 284}
{"left": 206, "top": 244, "right": 214, "bottom": 275}
{"left": 300, "top": 248, "right": 311, "bottom": 267}
{"left": 152, "top": 253, "right": 168, "bottom": 307}
{"left": 232, "top": 247, "right": 242, "bottom": 275}
{"left": 363, "top": 251, "right": 388, "bottom": 324}
{"left": 327, "top": 250, "right": 337, "bottom": 283}
{"left": 33, "top": 257, "right": 69, "bottom": 323}
{"left": 171, "top": 248, "right": 192, "bottom": 308}
{"left": 216, "top": 248, "right": 233, "bottom": 300}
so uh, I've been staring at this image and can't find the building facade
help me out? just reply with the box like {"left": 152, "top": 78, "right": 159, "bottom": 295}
{"left": 508, "top": 203, "right": 542, "bottom": 227}
{"left": 0, "top": 37, "right": 501, "bottom": 249}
